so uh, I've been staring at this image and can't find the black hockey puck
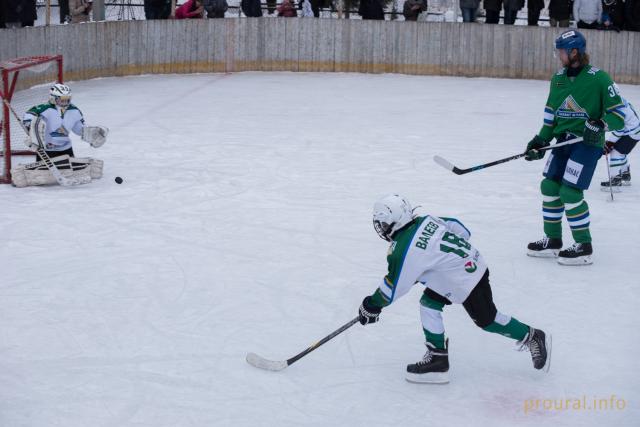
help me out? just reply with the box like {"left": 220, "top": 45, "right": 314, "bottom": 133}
{"left": 115, "top": 176, "right": 123, "bottom": 184}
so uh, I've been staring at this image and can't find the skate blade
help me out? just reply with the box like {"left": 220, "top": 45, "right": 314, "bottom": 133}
{"left": 405, "top": 371, "right": 449, "bottom": 384}
{"left": 527, "top": 249, "right": 559, "bottom": 258}
{"left": 557, "top": 255, "right": 593, "bottom": 266}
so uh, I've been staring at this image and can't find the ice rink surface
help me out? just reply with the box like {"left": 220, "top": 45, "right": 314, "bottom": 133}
{"left": 1, "top": 72, "right": 639, "bottom": 426}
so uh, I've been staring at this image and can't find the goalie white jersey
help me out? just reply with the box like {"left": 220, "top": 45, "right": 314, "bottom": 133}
{"left": 375, "top": 215, "right": 488, "bottom": 306}
{"left": 23, "top": 103, "right": 85, "bottom": 151}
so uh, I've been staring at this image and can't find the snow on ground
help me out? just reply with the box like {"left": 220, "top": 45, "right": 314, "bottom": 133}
{"left": 1, "top": 72, "right": 639, "bottom": 427}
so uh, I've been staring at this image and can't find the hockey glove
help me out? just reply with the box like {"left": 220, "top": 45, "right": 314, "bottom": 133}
{"left": 583, "top": 119, "right": 606, "bottom": 147}
{"left": 524, "top": 135, "right": 550, "bottom": 161}
{"left": 603, "top": 141, "right": 616, "bottom": 155}
{"left": 358, "top": 296, "right": 382, "bottom": 325}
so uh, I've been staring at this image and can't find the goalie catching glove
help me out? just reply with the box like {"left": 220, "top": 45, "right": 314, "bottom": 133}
{"left": 358, "top": 296, "right": 382, "bottom": 325}
{"left": 82, "top": 125, "right": 109, "bottom": 148}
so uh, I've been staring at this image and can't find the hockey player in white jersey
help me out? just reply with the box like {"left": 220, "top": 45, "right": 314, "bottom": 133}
{"left": 357, "top": 194, "right": 551, "bottom": 384}
{"left": 11, "top": 83, "right": 108, "bottom": 187}
{"left": 22, "top": 83, "right": 107, "bottom": 159}
{"left": 600, "top": 97, "right": 640, "bottom": 189}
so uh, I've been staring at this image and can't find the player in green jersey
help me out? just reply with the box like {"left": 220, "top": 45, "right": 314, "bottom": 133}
{"left": 524, "top": 30, "right": 625, "bottom": 266}
{"left": 358, "top": 194, "right": 551, "bottom": 384}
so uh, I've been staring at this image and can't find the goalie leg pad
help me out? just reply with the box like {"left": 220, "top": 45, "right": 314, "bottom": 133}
{"left": 73, "top": 157, "right": 103, "bottom": 179}
{"left": 11, "top": 156, "right": 93, "bottom": 187}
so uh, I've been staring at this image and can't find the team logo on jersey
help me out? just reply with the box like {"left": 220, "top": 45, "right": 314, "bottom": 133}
{"left": 50, "top": 126, "right": 69, "bottom": 137}
{"left": 557, "top": 96, "right": 589, "bottom": 119}
{"left": 464, "top": 261, "right": 477, "bottom": 273}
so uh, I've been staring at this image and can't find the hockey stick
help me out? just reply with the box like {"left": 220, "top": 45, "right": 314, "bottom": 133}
{"left": 433, "top": 137, "right": 584, "bottom": 175}
{"left": 246, "top": 317, "right": 360, "bottom": 371}
{"left": 605, "top": 153, "right": 615, "bottom": 202}
{"left": 2, "top": 98, "right": 80, "bottom": 186}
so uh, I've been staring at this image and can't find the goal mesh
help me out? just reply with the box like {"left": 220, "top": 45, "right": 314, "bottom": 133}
{"left": 1, "top": 55, "right": 63, "bottom": 184}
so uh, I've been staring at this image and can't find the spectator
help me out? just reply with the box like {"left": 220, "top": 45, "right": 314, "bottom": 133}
{"left": 573, "top": 0, "right": 601, "bottom": 28}
{"left": 359, "top": 0, "right": 385, "bottom": 19}
{"left": 144, "top": 0, "right": 172, "bottom": 19}
{"left": 460, "top": 0, "right": 480, "bottom": 21}
{"left": 60, "top": 0, "right": 70, "bottom": 23}
{"left": 627, "top": 0, "right": 640, "bottom": 30}
{"left": 403, "top": 0, "right": 427, "bottom": 21}
{"left": 277, "top": 0, "right": 298, "bottom": 15}
{"left": 548, "top": 0, "right": 571, "bottom": 26}
{"left": 601, "top": 0, "right": 625, "bottom": 30}
{"left": 527, "top": 0, "right": 544, "bottom": 25}
{"left": 241, "top": 0, "right": 263, "bottom": 16}
{"left": 300, "top": 0, "right": 315, "bottom": 16}
{"left": 4, "top": 0, "right": 37, "bottom": 27}
{"left": 0, "top": 0, "right": 6, "bottom": 28}
{"left": 267, "top": 0, "right": 277, "bottom": 14}
{"left": 484, "top": 0, "right": 502, "bottom": 23}
{"left": 175, "top": 0, "right": 205, "bottom": 18}
{"left": 502, "top": 0, "right": 524, "bottom": 24}
{"left": 70, "top": 0, "right": 92, "bottom": 23}
{"left": 204, "top": 0, "right": 228, "bottom": 17}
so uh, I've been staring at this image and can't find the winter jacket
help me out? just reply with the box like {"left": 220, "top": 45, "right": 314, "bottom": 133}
{"left": 5, "top": 0, "right": 37, "bottom": 25}
{"left": 627, "top": 0, "right": 640, "bottom": 30}
{"left": 402, "top": 0, "right": 426, "bottom": 20}
{"left": 241, "top": 0, "right": 263, "bottom": 16}
{"left": 69, "top": 0, "right": 91, "bottom": 23}
{"left": 175, "top": 0, "right": 204, "bottom": 18}
{"left": 359, "top": 0, "right": 385, "bottom": 19}
{"left": 573, "top": 0, "right": 601, "bottom": 24}
{"left": 277, "top": 0, "right": 297, "bottom": 16}
{"left": 300, "top": 0, "right": 314, "bottom": 16}
{"left": 548, "top": 0, "right": 571, "bottom": 20}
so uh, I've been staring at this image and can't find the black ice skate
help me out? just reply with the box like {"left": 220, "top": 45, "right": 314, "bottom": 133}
{"left": 527, "top": 237, "right": 563, "bottom": 258}
{"left": 517, "top": 327, "right": 551, "bottom": 372}
{"left": 601, "top": 169, "right": 631, "bottom": 191}
{"left": 557, "top": 242, "right": 593, "bottom": 266}
{"left": 405, "top": 341, "right": 449, "bottom": 384}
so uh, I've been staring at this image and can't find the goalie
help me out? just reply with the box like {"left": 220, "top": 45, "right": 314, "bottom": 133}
{"left": 11, "top": 83, "right": 108, "bottom": 187}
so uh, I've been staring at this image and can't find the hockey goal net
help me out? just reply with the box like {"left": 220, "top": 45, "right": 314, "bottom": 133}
{"left": 1, "top": 55, "right": 64, "bottom": 184}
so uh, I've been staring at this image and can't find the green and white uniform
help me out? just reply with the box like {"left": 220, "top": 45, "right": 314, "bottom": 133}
{"left": 23, "top": 103, "right": 85, "bottom": 152}
{"left": 536, "top": 66, "right": 624, "bottom": 244}
{"left": 538, "top": 65, "right": 624, "bottom": 144}
{"left": 369, "top": 215, "right": 486, "bottom": 308}
{"left": 368, "top": 215, "right": 530, "bottom": 350}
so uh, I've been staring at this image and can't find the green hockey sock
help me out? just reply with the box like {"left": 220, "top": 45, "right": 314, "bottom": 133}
{"left": 423, "top": 329, "right": 446, "bottom": 349}
{"left": 483, "top": 317, "right": 529, "bottom": 341}
{"left": 541, "top": 179, "right": 563, "bottom": 239}
{"left": 560, "top": 185, "right": 592, "bottom": 243}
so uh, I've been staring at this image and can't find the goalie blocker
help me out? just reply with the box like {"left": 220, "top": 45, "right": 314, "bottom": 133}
{"left": 11, "top": 155, "right": 103, "bottom": 188}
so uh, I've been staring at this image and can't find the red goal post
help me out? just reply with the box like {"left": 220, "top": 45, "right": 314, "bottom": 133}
{"left": 0, "top": 55, "right": 64, "bottom": 184}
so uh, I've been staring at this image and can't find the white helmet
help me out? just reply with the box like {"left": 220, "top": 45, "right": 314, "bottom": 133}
{"left": 49, "top": 83, "right": 71, "bottom": 108}
{"left": 372, "top": 194, "right": 414, "bottom": 241}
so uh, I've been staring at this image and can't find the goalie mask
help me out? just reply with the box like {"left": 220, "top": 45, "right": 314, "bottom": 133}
{"left": 373, "top": 194, "right": 414, "bottom": 242}
{"left": 49, "top": 83, "right": 72, "bottom": 108}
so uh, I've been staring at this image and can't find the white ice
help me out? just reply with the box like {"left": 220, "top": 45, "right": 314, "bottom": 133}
{"left": 1, "top": 72, "right": 639, "bottom": 426}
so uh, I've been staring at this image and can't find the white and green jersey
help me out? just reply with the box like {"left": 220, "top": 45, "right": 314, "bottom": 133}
{"left": 369, "top": 215, "right": 488, "bottom": 308}
{"left": 23, "top": 103, "right": 85, "bottom": 152}
{"left": 607, "top": 98, "right": 640, "bottom": 142}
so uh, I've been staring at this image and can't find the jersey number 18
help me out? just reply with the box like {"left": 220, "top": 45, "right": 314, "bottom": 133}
{"left": 439, "top": 232, "right": 471, "bottom": 259}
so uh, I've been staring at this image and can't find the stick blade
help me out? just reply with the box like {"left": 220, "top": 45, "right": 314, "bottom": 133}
{"left": 433, "top": 155, "right": 454, "bottom": 172}
{"left": 246, "top": 352, "right": 288, "bottom": 371}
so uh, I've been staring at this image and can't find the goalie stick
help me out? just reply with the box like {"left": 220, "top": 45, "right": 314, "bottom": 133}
{"left": 433, "top": 137, "right": 583, "bottom": 175}
{"left": 2, "top": 98, "right": 82, "bottom": 186}
{"left": 246, "top": 317, "right": 359, "bottom": 371}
